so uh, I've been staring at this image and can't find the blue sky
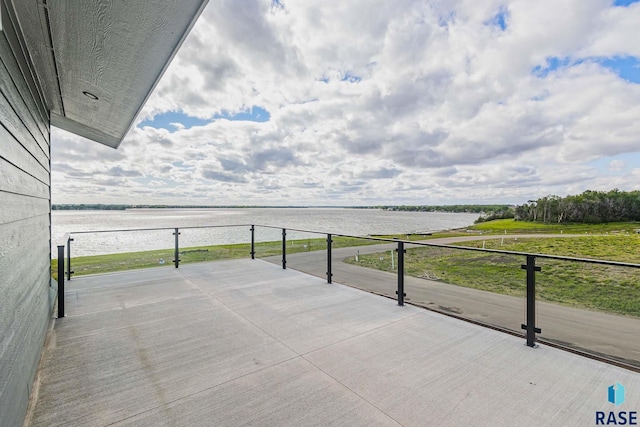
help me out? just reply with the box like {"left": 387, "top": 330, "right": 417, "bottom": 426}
{"left": 613, "top": 0, "right": 639, "bottom": 6}
{"left": 51, "top": 0, "right": 640, "bottom": 205}
{"left": 588, "top": 153, "right": 640, "bottom": 173}
{"left": 598, "top": 57, "right": 640, "bottom": 83}
{"left": 486, "top": 6, "right": 509, "bottom": 31}
{"left": 139, "top": 106, "right": 270, "bottom": 132}
{"left": 533, "top": 56, "right": 640, "bottom": 83}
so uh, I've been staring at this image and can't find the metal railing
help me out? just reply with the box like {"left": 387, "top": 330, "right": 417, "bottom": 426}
{"left": 55, "top": 232, "right": 74, "bottom": 318}
{"left": 54, "top": 224, "right": 640, "bottom": 370}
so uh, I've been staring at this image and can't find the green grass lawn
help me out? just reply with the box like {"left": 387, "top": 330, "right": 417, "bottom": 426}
{"left": 51, "top": 235, "right": 385, "bottom": 280}
{"left": 372, "top": 232, "right": 472, "bottom": 240}
{"left": 345, "top": 233, "right": 640, "bottom": 316}
{"left": 453, "top": 235, "right": 640, "bottom": 263}
{"left": 469, "top": 218, "right": 640, "bottom": 234}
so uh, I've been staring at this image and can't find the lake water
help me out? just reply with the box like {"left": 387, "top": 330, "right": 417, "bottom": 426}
{"left": 52, "top": 208, "right": 479, "bottom": 257}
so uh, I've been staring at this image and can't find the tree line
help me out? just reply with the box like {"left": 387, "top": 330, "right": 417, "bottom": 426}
{"left": 52, "top": 204, "right": 316, "bottom": 210}
{"left": 368, "top": 205, "right": 512, "bottom": 214}
{"left": 52, "top": 204, "right": 128, "bottom": 210}
{"left": 514, "top": 190, "right": 640, "bottom": 223}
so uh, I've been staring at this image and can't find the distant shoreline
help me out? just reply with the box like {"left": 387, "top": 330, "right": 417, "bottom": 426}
{"left": 52, "top": 204, "right": 325, "bottom": 210}
{"left": 51, "top": 204, "right": 505, "bottom": 213}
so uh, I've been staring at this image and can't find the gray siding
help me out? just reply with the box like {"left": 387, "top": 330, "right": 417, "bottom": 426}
{"left": 0, "top": 11, "right": 52, "bottom": 427}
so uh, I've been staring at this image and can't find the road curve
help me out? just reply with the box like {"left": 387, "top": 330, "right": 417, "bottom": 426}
{"left": 262, "top": 233, "right": 640, "bottom": 368}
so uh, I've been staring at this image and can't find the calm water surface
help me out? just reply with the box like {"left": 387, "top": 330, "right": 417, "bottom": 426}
{"left": 52, "top": 208, "right": 478, "bottom": 257}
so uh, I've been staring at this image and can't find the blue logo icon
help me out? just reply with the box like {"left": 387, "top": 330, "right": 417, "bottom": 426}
{"left": 608, "top": 382, "right": 625, "bottom": 407}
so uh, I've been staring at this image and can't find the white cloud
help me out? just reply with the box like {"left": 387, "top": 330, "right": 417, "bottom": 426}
{"left": 609, "top": 159, "right": 625, "bottom": 171}
{"left": 51, "top": 0, "right": 640, "bottom": 205}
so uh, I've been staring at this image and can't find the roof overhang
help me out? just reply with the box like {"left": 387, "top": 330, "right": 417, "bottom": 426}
{"left": 10, "top": 0, "right": 209, "bottom": 148}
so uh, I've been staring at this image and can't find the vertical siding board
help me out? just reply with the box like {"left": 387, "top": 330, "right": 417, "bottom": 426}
{"left": 0, "top": 33, "right": 50, "bottom": 142}
{"left": 0, "top": 90, "right": 49, "bottom": 168}
{"left": 0, "top": 1, "right": 49, "bottom": 125}
{"left": 0, "top": 192, "right": 50, "bottom": 225}
{"left": 0, "top": 158, "right": 50, "bottom": 199}
{"left": 0, "top": 215, "right": 50, "bottom": 334}
{"left": 0, "top": 228, "right": 50, "bottom": 352}
{"left": 0, "top": 267, "right": 50, "bottom": 427}
{"left": 0, "top": 14, "right": 52, "bottom": 427}
{"left": 0, "top": 215, "right": 50, "bottom": 427}
{"left": 0, "top": 57, "right": 49, "bottom": 152}
{"left": 0, "top": 124, "right": 49, "bottom": 184}
{"left": 0, "top": 92, "right": 49, "bottom": 168}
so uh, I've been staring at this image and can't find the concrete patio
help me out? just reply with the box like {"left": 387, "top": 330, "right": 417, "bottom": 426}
{"left": 28, "top": 259, "right": 640, "bottom": 426}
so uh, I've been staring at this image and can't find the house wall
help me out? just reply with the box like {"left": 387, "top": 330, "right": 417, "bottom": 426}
{"left": 0, "top": 2, "right": 54, "bottom": 426}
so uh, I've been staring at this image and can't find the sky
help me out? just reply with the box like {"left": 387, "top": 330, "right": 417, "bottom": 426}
{"left": 51, "top": 0, "right": 640, "bottom": 206}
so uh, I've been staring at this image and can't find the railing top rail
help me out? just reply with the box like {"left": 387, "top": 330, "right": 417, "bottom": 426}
{"left": 256, "top": 225, "right": 403, "bottom": 242}
{"left": 331, "top": 232, "right": 400, "bottom": 243}
{"left": 256, "top": 224, "right": 324, "bottom": 234}
{"left": 57, "top": 232, "right": 72, "bottom": 247}
{"left": 255, "top": 225, "right": 397, "bottom": 240}
{"left": 62, "top": 224, "right": 640, "bottom": 269}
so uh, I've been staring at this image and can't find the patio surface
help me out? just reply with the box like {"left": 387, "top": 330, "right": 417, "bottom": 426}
{"left": 28, "top": 259, "right": 640, "bottom": 426}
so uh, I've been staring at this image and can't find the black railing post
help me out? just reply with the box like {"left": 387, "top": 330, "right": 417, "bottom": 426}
{"left": 57, "top": 245, "right": 65, "bottom": 318}
{"left": 173, "top": 228, "right": 180, "bottom": 268}
{"left": 521, "top": 255, "right": 541, "bottom": 347}
{"left": 327, "top": 234, "right": 332, "bottom": 283}
{"left": 396, "top": 241, "right": 405, "bottom": 306}
{"left": 282, "top": 228, "right": 287, "bottom": 269}
{"left": 250, "top": 225, "right": 255, "bottom": 259}
{"left": 66, "top": 236, "right": 74, "bottom": 280}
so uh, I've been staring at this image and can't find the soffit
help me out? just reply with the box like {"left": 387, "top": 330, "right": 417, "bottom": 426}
{"left": 11, "top": 0, "right": 208, "bottom": 148}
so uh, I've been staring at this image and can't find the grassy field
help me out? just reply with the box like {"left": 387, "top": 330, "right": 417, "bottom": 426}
{"left": 370, "top": 232, "right": 470, "bottom": 241}
{"left": 345, "top": 225, "right": 640, "bottom": 316}
{"left": 51, "top": 235, "right": 384, "bottom": 280}
{"left": 452, "top": 235, "right": 640, "bottom": 263}
{"left": 468, "top": 218, "right": 640, "bottom": 234}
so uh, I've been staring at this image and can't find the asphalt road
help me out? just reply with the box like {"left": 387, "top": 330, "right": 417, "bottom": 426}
{"left": 262, "top": 234, "right": 640, "bottom": 368}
